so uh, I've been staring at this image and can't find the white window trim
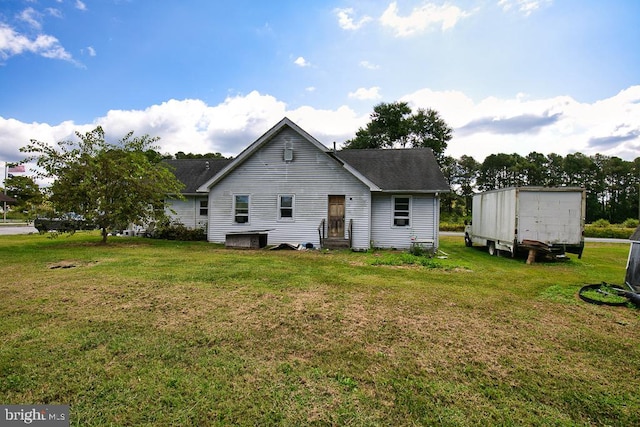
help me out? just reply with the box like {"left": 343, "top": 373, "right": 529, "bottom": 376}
{"left": 233, "top": 194, "right": 250, "bottom": 225}
{"left": 284, "top": 140, "right": 294, "bottom": 162}
{"left": 277, "top": 194, "right": 295, "bottom": 221}
{"left": 392, "top": 195, "right": 411, "bottom": 228}
{"left": 198, "top": 199, "right": 208, "bottom": 217}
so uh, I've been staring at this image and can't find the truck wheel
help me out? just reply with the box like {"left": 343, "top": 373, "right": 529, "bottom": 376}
{"left": 464, "top": 234, "right": 472, "bottom": 247}
{"left": 488, "top": 241, "right": 497, "bottom": 256}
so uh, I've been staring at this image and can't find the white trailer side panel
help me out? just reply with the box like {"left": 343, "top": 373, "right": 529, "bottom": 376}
{"left": 517, "top": 190, "right": 583, "bottom": 245}
{"left": 472, "top": 188, "right": 517, "bottom": 243}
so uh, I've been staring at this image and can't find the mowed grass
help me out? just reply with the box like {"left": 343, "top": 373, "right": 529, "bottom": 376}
{"left": 1, "top": 232, "right": 638, "bottom": 426}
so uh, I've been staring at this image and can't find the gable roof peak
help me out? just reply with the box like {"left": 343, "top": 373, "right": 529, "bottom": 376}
{"left": 197, "top": 117, "right": 329, "bottom": 191}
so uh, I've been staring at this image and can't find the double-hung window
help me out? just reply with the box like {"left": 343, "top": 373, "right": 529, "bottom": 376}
{"left": 234, "top": 195, "right": 250, "bottom": 224}
{"left": 278, "top": 195, "right": 294, "bottom": 220}
{"left": 393, "top": 196, "right": 411, "bottom": 227}
{"left": 199, "top": 199, "right": 208, "bottom": 216}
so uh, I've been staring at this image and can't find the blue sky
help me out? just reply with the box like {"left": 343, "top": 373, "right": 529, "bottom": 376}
{"left": 1, "top": 0, "right": 639, "bottom": 167}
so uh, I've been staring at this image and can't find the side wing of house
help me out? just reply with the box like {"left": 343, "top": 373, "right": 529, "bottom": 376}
{"left": 164, "top": 196, "right": 208, "bottom": 229}
{"left": 206, "top": 125, "right": 372, "bottom": 250}
{"left": 336, "top": 148, "right": 449, "bottom": 250}
{"left": 371, "top": 193, "right": 440, "bottom": 249}
{"left": 163, "top": 158, "right": 230, "bottom": 230}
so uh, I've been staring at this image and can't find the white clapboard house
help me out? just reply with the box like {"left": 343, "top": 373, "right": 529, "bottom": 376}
{"left": 164, "top": 117, "right": 450, "bottom": 251}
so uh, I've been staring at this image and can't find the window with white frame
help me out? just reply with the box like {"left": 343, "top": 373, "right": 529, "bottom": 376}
{"left": 199, "top": 199, "right": 208, "bottom": 216}
{"left": 393, "top": 196, "right": 411, "bottom": 227}
{"left": 278, "top": 194, "right": 294, "bottom": 220}
{"left": 234, "top": 195, "right": 250, "bottom": 224}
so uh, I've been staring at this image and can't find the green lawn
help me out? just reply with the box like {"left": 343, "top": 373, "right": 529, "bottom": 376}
{"left": 1, "top": 232, "right": 638, "bottom": 426}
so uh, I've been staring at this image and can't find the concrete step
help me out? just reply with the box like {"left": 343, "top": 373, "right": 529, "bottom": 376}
{"left": 322, "top": 238, "right": 350, "bottom": 249}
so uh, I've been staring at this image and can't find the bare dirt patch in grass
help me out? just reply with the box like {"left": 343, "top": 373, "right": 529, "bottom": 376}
{"left": 2, "top": 234, "right": 639, "bottom": 425}
{"left": 47, "top": 259, "right": 99, "bottom": 269}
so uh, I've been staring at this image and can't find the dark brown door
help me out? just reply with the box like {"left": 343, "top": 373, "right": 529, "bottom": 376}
{"left": 328, "top": 195, "right": 345, "bottom": 238}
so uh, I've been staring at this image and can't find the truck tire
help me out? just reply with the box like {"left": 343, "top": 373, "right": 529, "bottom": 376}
{"left": 488, "top": 241, "right": 497, "bottom": 256}
{"left": 464, "top": 234, "right": 473, "bottom": 247}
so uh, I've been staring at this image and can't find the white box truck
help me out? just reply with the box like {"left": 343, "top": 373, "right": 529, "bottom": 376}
{"left": 464, "top": 187, "right": 585, "bottom": 259}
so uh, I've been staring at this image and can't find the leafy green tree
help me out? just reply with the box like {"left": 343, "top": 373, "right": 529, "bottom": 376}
{"left": 343, "top": 101, "right": 452, "bottom": 163}
{"left": 21, "top": 126, "right": 185, "bottom": 243}
{"left": 523, "top": 152, "right": 548, "bottom": 186}
{"left": 602, "top": 156, "right": 633, "bottom": 223}
{"left": 545, "top": 153, "right": 566, "bottom": 187}
{"left": 478, "top": 153, "right": 525, "bottom": 190}
{"left": 439, "top": 156, "right": 462, "bottom": 217}
{"left": 4, "top": 175, "right": 44, "bottom": 220}
{"left": 408, "top": 108, "right": 453, "bottom": 163}
{"left": 344, "top": 102, "right": 412, "bottom": 149}
{"left": 455, "top": 155, "right": 480, "bottom": 215}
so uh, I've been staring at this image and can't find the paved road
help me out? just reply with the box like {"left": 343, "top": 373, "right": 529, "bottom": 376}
{"left": 0, "top": 227, "right": 631, "bottom": 243}
{"left": 440, "top": 231, "right": 629, "bottom": 244}
{"left": 0, "top": 225, "right": 39, "bottom": 235}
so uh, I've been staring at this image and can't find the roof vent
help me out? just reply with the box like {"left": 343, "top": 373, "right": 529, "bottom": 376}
{"left": 205, "top": 161, "right": 210, "bottom": 170}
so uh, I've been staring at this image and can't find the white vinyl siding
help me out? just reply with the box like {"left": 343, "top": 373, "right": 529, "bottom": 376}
{"left": 208, "top": 127, "right": 371, "bottom": 250}
{"left": 372, "top": 193, "right": 439, "bottom": 249}
{"left": 165, "top": 196, "right": 208, "bottom": 229}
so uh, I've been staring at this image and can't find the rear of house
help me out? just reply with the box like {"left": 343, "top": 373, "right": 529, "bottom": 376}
{"left": 186, "top": 118, "right": 450, "bottom": 251}
{"left": 198, "top": 121, "right": 373, "bottom": 250}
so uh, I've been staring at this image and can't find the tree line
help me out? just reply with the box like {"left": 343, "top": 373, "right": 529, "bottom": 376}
{"left": 343, "top": 101, "right": 639, "bottom": 224}
{"left": 440, "top": 152, "right": 640, "bottom": 224}
{"left": 3, "top": 103, "right": 638, "bottom": 232}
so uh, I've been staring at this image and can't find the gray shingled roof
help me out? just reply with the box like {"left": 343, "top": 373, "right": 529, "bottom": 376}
{"left": 0, "top": 193, "right": 17, "bottom": 203}
{"left": 167, "top": 148, "right": 449, "bottom": 194}
{"left": 164, "top": 158, "right": 232, "bottom": 194}
{"left": 631, "top": 225, "right": 640, "bottom": 241}
{"left": 334, "top": 148, "right": 450, "bottom": 192}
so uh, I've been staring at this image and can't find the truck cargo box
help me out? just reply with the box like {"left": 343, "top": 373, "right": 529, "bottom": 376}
{"left": 465, "top": 187, "right": 585, "bottom": 259}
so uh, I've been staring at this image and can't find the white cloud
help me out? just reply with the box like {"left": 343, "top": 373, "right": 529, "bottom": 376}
{"left": 0, "top": 24, "right": 74, "bottom": 62}
{"left": 335, "top": 8, "right": 372, "bottom": 30}
{"left": 288, "top": 105, "right": 368, "bottom": 146}
{"left": 0, "top": 92, "right": 366, "bottom": 163}
{"left": 305, "top": 86, "right": 316, "bottom": 92}
{"left": 46, "top": 8, "right": 64, "bottom": 19}
{"left": 17, "top": 8, "right": 42, "bottom": 29}
{"left": 2, "top": 87, "right": 639, "bottom": 174}
{"left": 96, "top": 92, "right": 288, "bottom": 155}
{"left": 359, "top": 60, "right": 380, "bottom": 70}
{"left": 0, "top": 116, "right": 81, "bottom": 174}
{"left": 498, "top": 0, "right": 552, "bottom": 16}
{"left": 403, "top": 86, "right": 640, "bottom": 161}
{"left": 348, "top": 87, "right": 382, "bottom": 101}
{"left": 86, "top": 46, "right": 96, "bottom": 56}
{"left": 294, "top": 56, "right": 310, "bottom": 67}
{"left": 380, "top": 1, "right": 471, "bottom": 36}
{"left": 75, "top": 0, "right": 88, "bottom": 12}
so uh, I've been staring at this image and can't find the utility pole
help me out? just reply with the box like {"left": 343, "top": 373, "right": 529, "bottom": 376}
{"left": 3, "top": 161, "right": 7, "bottom": 223}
